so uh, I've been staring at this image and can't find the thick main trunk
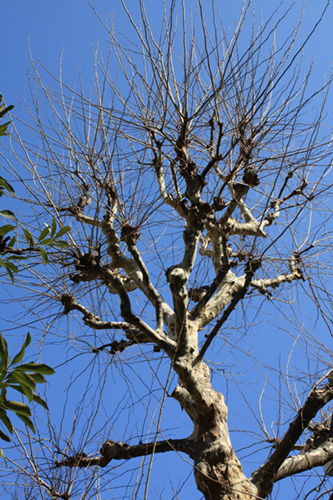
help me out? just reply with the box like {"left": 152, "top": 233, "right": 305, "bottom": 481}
{"left": 174, "top": 354, "right": 258, "bottom": 500}
{"left": 193, "top": 425, "right": 258, "bottom": 500}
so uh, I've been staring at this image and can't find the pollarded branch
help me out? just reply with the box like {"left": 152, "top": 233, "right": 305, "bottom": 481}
{"left": 200, "top": 120, "right": 224, "bottom": 179}
{"left": 94, "top": 336, "right": 152, "bottom": 354}
{"left": 172, "top": 385, "right": 198, "bottom": 421}
{"left": 189, "top": 263, "right": 231, "bottom": 322}
{"left": 64, "top": 251, "right": 175, "bottom": 354}
{"left": 195, "top": 270, "right": 245, "bottom": 330}
{"left": 60, "top": 293, "right": 151, "bottom": 351}
{"left": 251, "top": 253, "right": 305, "bottom": 296}
{"left": 60, "top": 293, "right": 134, "bottom": 332}
{"left": 68, "top": 248, "right": 137, "bottom": 292}
{"left": 102, "top": 217, "right": 143, "bottom": 284}
{"left": 66, "top": 174, "right": 117, "bottom": 229}
{"left": 219, "top": 176, "right": 308, "bottom": 239}
{"left": 69, "top": 199, "right": 174, "bottom": 330}
{"left": 103, "top": 217, "right": 174, "bottom": 327}
{"left": 166, "top": 224, "right": 202, "bottom": 349}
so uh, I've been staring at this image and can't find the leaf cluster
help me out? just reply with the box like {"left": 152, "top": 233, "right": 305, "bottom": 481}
{"left": 0, "top": 94, "right": 14, "bottom": 137}
{"left": 33, "top": 218, "right": 71, "bottom": 264}
{"left": 0, "top": 332, "right": 55, "bottom": 458}
{"left": 0, "top": 95, "right": 71, "bottom": 280}
{"left": 0, "top": 215, "right": 71, "bottom": 281}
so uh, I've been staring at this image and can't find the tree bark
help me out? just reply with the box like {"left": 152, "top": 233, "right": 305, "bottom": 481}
{"left": 173, "top": 348, "right": 258, "bottom": 500}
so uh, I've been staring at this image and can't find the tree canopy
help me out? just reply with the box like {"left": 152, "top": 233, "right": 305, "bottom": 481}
{"left": 1, "top": 1, "right": 333, "bottom": 499}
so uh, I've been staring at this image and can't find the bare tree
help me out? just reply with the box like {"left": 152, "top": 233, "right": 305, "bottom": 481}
{"left": 2, "top": 1, "right": 333, "bottom": 499}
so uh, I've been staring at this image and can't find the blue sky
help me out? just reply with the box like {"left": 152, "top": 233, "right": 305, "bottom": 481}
{"left": 1, "top": 1, "right": 333, "bottom": 499}
{"left": 1, "top": 0, "right": 333, "bottom": 107}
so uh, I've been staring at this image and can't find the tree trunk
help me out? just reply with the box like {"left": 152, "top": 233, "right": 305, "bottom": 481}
{"left": 174, "top": 354, "right": 258, "bottom": 500}
{"left": 194, "top": 443, "right": 258, "bottom": 500}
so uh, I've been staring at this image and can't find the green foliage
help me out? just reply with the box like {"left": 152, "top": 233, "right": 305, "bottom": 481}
{"left": 0, "top": 211, "right": 71, "bottom": 280}
{"left": 0, "top": 332, "right": 54, "bottom": 452}
{"left": 0, "top": 176, "right": 15, "bottom": 198}
{"left": 0, "top": 95, "right": 57, "bottom": 461}
{"left": 0, "top": 94, "right": 70, "bottom": 280}
{"left": 0, "top": 94, "right": 14, "bottom": 137}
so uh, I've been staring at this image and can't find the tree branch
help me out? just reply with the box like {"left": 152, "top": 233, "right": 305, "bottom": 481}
{"left": 251, "top": 253, "right": 305, "bottom": 296}
{"left": 166, "top": 223, "right": 202, "bottom": 349}
{"left": 251, "top": 383, "right": 333, "bottom": 498}
{"left": 275, "top": 439, "right": 333, "bottom": 482}
{"left": 196, "top": 259, "right": 261, "bottom": 362}
{"left": 153, "top": 147, "right": 189, "bottom": 218}
{"left": 123, "top": 229, "right": 164, "bottom": 332}
{"left": 55, "top": 437, "right": 195, "bottom": 468}
{"left": 60, "top": 293, "right": 152, "bottom": 352}
{"left": 101, "top": 269, "right": 175, "bottom": 354}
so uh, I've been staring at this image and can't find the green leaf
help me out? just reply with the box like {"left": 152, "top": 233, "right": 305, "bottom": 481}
{"left": 0, "top": 368, "right": 7, "bottom": 384}
{"left": 50, "top": 218, "right": 56, "bottom": 238}
{"left": 7, "top": 384, "right": 34, "bottom": 403}
{"left": 0, "top": 409, "right": 13, "bottom": 434}
{"left": 15, "top": 414, "right": 35, "bottom": 433}
{"left": 38, "top": 237, "right": 52, "bottom": 246}
{"left": 51, "top": 241, "right": 70, "bottom": 249}
{"left": 2, "top": 261, "right": 18, "bottom": 273}
{"left": 32, "top": 394, "right": 49, "bottom": 410}
{"left": 7, "top": 369, "right": 37, "bottom": 388}
{"left": 38, "top": 226, "right": 50, "bottom": 242}
{"left": 22, "top": 229, "right": 34, "bottom": 248}
{"left": 0, "top": 260, "right": 19, "bottom": 282}
{"left": 0, "top": 264, "right": 15, "bottom": 282}
{"left": 54, "top": 226, "right": 71, "bottom": 239}
{"left": 0, "top": 335, "right": 8, "bottom": 370}
{"left": 29, "top": 373, "right": 46, "bottom": 384}
{"left": 0, "top": 225, "right": 15, "bottom": 236}
{"left": 38, "top": 248, "right": 48, "bottom": 265}
{"left": 0, "top": 177, "right": 15, "bottom": 195}
{"left": 0, "top": 430, "right": 10, "bottom": 443}
{"left": 6, "top": 371, "right": 36, "bottom": 397}
{"left": 22, "top": 227, "right": 34, "bottom": 248}
{"left": 4, "top": 400, "right": 31, "bottom": 417}
{"left": 10, "top": 333, "right": 31, "bottom": 367}
{"left": 0, "top": 123, "right": 10, "bottom": 136}
{"left": 0, "top": 210, "right": 16, "bottom": 220}
{"left": 8, "top": 385, "right": 48, "bottom": 410}
{"left": 15, "top": 363, "right": 55, "bottom": 375}
{"left": 6, "top": 255, "right": 26, "bottom": 262}
{"left": 0, "top": 104, "right": 14, "bottom": 119}
{"left": 6, "top": 236, "right": 16, "bottom": 247}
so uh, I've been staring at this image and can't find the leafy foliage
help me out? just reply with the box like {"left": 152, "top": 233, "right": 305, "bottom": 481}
{"left": 0, "top": 95, "right": 71, "bottom": 280}
{"left": 0, "top": 332, "right": 55, "bottom": 454}
{"left": 0, "top": 94, "right": 14, "bottom": 137}
{"left": 0, "top": 95, "right": 57, "bottom": 461}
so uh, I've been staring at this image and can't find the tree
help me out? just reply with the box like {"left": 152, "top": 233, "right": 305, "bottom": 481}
{"left": 2, "top": 1, "right": 333, "bottom": 498}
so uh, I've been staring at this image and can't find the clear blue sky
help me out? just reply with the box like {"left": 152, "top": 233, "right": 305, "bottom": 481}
{"left": 1, "top": 0, "right": 332, "bottom": 107}
{"left": 1, "top": 1, "right": 333, "bottom": 499}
